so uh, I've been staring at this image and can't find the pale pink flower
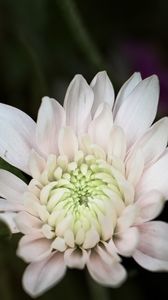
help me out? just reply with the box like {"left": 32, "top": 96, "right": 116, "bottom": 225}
{"left": 0, "top": 72, "right": 168, "bottom": 297}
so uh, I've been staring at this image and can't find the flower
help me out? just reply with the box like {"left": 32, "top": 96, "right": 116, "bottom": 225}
{"left": 0, "top": 71, "right": 168, "bottom": 297}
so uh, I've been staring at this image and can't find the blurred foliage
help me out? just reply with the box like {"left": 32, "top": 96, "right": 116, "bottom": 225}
{"left": 0, "top": 0, "right": 168, "bottom": 299}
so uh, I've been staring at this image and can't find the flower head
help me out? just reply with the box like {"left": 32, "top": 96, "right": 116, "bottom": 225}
{"left": 0, "top": 71, "right": 168, "bottom": 297}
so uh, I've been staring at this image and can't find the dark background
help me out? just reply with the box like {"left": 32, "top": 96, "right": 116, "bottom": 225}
{"left": 0, "top": 0, "right": 168, "bottom": 299}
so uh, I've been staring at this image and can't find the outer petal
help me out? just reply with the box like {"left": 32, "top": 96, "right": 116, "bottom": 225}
{"left": 23, "top": 252, "right": 66, "bottom": 297}
{"left": 64, "top": 248, "right": 88, "bottom": 269}
{"left": 90, "top": 71, "right": 114, "bottom": 116}
{"left": 114, "top": 75, "right": 159, "bottom": 147}
{"left": 113, "top": 72, "right": 142, "bottom": 117}
{"left": 107, "top": 126, "right": 126, "bottom": 161}
{"left": 135, "top": 190, "right": 165, "bottom": 224}
{"left": 36, "top": 97, "right": 65, "bottom": 156}
{"left": 136, "top": 148, "right": 168, "bottom": 198}
{"left": 15, "top": 211, "right": 43, "bottom": 234}
{"left": 0, "top": 169, "right": 27, "bottom": 203}
{"left": 87, "top": 251, "right": 127, "bottom": 287}
{"left": 17, "top": 233, "right": 52, "bottom": 262}
{"left": 64, "top": 75, "right": 94, "bottom": 135}
{"left": 133, "top": 221, "right": 168, "bottom": 271}
{"left": 0, "top": 104, "right": 36, "bottom": 173}
{"left": 115, "top": 227, "right": 140, "bottom": 257}
{"left": 128, "top": 117, "right": 168, "bottom": 167}
{"left": 88, "top": 103, "right": 113, "bottom": 151}
{"left": 58, "top": 127, "right": 78, "bottom": 161}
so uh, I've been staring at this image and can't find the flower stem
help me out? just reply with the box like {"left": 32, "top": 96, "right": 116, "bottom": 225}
{"left": 56, "top": 0, "right": 105, "bottom": 70}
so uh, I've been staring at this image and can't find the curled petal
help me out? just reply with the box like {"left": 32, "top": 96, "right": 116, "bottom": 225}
{"left": 135, "top": 190, "right": 165, "bottom": 224}
{"left": 133, "top": 221, "right": 168, "bottom": 271}
{"left": 114, "top": 75, "right": 159, "bottom": 147}
{"left": 17, "top": 233, "right": 52, "bottom": 262}
{"left": 36, "top": 97, "right": 65, "bottom": 156}
{"left": 113, "top": 72, "right": 142, "bottom": 117}
{"left": 23, "top": 252, "right": 66, "bottom": 297}
{"left": 64, "top": 74, "right": 94, "bottom": 135}
{"left": 88, "top": 103, "right": 113, "bottom": 151}
{"left": 58, "top": 127, "right": 78, "bottom": 161}
{"left": 90, "top": 71, "right": 114, "bottom": 115}
{"left": 64, "top": 248, "right": 89, "bottom": 269}
{"left": 87, "top": 251, "right": 127, "bottom": 287}
{"left": 0, "top": 103, "right": 36, "bottom": 174}
{"left": 114, "top": 227, "right": 140, "bottom": 257}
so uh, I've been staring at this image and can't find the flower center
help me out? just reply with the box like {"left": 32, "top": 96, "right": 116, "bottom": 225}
{"left": 26, "top": 151, "right": 129, "bottom": 251}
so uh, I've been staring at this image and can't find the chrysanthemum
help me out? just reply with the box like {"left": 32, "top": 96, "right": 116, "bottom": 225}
{"left": 0, "top": 71, "right": 168, "bottom": 297}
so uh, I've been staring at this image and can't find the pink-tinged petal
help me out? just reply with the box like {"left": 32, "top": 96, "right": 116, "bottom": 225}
{"left": 90, "top": 71, "right": 114, "bottom": 116}
{"left": 64, "top": 75, "right": 94, "bottom": 135}
{"left": 58, "top": 127, "right": 78, "bottom": 161}
{"left": 0, "top": 212, "right": 18, "bottom": 233}
{"left": 135, "top": 190, "right": 165, "bottom": 224}
{"left": 17, "top": 233, "right": 52, "bottom": 263}
{"left": 64, "top": 248, "right": 88, "bottom": 269}
{"left": 0, "top": 199, "right": 24, "bottom": 211}
{"left": 36, "top": 97, "right": 65, "bottom": 156}
{"left": 87, "top": 251, "right": 127, "bottom": 287}
{"left": 15, "top": 211, "right": 42, "bottom": 234}
{"left": 126, "top": 149, "right": 144, "bottom": 186}
{"left": 88, "top": 103, "right": 113, "bottom": 151}
{"left": 133, "top": 250, "right": 168, "bottom": 271}
{"left": 113, "top": 72, "right": 142, "bottom": 117}
{"left": 136, "top": 148, "right": 168, "bottom": 198}
{"left": 116, "top": 205, "right": 139, "bottom": 233}
{"left": 115, "top": 227, "right": 140, "bottom": 257}
{"left": 28, "top": 150, "right": 46, "bottom": 180}
{"left": 133, "top": 221, "right": 168, "bottom": 271}
{"left": 114, "top": 75, "right": 159, "bottom": 147}
{"left": 107, "top": 126, "right": 126, "bottom": 161}
{"left": 128, "top": 117, "right": 168, "bottom": 168}
{"left": 0, "top": 103, "right": 36, "bottom": 174}
{"left": 0, "top": 169, "right": 27, "bottom": 203}
{"left": 23, "top": 252, "right": 66, "bottom": 298}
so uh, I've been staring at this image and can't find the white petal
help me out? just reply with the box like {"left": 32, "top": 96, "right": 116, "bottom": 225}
{"left": 90, "top": 71, "right": 114, "bottom": 115}
{"left": 135, "top": 190, "right": 165, "bottom": 224}
{"left": 126, "top": 149, "right": 144, "bottom": 186}
{"left": 0, "top": 212, "right": 18, "bottom": 233}
{"left": 64, "top": 248, "right": 88, "bottom": 269}
{"left": 36, "top": 97, "right": 65, "bottom": 156}
{"left": 23, "top": 252, "right": 66, "bottom": 297}
{"left": 113, "top": 72, "right": 142, "bottom": 117}
{"left": 88, "top": 103, "right": 113, "bottom": 151}
{"left": 17, "top": 233, "right": 52, "bottom": 262}
{"left": 115, "top": 227, "right": 140, "bottom": 257}
{"left": 87, "top": 251, "right": 127, "bottom": 287}
{"left": 116, "top": 205, "right": 139, "bottom": 233}
{"left": 15, "top": 211, "right": 42, "bottom": 234}
{"left": 133, "top": 221, "right": 168, "bottom": 271}
{"left": 0, "top": 103, "right": 36, "bottom": 173}
{"left": 107, "top": 126, "right": 126, "bottom": 161}
{"left": 128, "top": 117, "right": 168, "bottom": 167}
{"left": 83, "top": 228, "right": 100, "bottom": 249}
{"left": 28, "top": 150, "right": 46, "bottom": 180}
{"left": 136, "top": 149, "right": 168, "bottom": 198}
{"left": 114, "top": 75, "right": 159, "bottom": 147}
{"left": 0, "top": 169, "right": 27, "bottom": 203}
{"left": 64, "top": 75, "right": 94, "bottom": 135}
{"left": 0, "top": 199, "right": 24, "bottom": 211}
{"left": 58, "top": 127, "right": 78, "bottom": 161}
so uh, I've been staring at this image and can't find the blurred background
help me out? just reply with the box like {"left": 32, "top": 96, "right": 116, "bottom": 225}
{"left": 0, "top": 0, "right": 168, "bottom": 299}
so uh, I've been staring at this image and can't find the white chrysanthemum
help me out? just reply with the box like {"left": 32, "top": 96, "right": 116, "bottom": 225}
{"left": 0, "top": 71, "right": 168, "bottom": 297}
